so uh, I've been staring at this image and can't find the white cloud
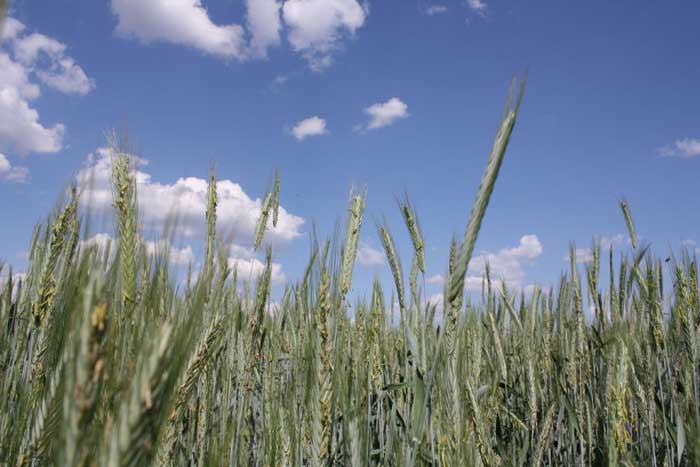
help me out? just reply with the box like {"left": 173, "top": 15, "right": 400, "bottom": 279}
{"left": 1, "top": 17, "right": 26, "bottom": 41}
{"left": 143, "top": 239, "right": 196, "bottom": 265}
{"left": 228, "top": 256, "right": 285, "bottom": 283}
{"left": 247, "top": 0, "right": 282, "bottom": 58}
{"left": 77, "top": 148, "right": 305, "bottom": 245}
{"left": 12, "top": 32, "right": 66, "bottom": 64}
{"left": 0, "top": 153, "right": 29, "bottom": 182}
{"left": 426, "top": 274, "right": 444, "bottom": 285}
{"left": 425, "top": 5, "right": 448, "bottom": 15}
{"left": 291, "top": 116, "right": 327, "bottom": 140}
{"left": 363, "top": 97, "right": 409, "bottom": 130}
{"left": 110, "top": 0, "right": 367, "bottom": 69}
{"left": 0, "top": 18, "right": 94, "bottom": 155}
{"left": 111, "top": 0, "right": 247, "bottom": 59}
{"left": 427, "top": 293, "right": 443, "bottom": 307}
{"left": 357, "top": 241, "right": 385, "bottom": 266}
{"left": 464, "top": 235, "right": 543, "bottom": 291}
{"left": 225, "top": 245, "right": 287, "bottom": 284}
{"left": 0, "top": 52, "right": 40, "bottom": 99}
{"left": 80, "top": 233, "right": 116, "bottom": 261}
{"left": 10, "top": 30, "right": 95, "bottom": 95}
{"left": 599, "top": 233, "right": 626, "bottom": 250}
{"left": 81, "top": 233, "right": 284, "bottom": 283}
{"left": 568, "top": 248, "right": 594, "bottom": 264}
{"left": 83, "top": 232, "right": 194, "bottom": 265}
{"left": 659, "top": 138, "right": 700, "bottom": 158}
{"left": 36, "top": 57, "right": 95, "bottom": 95}
{"left": 0, "top": 85, "right": 65, "bottom": 154}
{"left": 426, "top": 293, "right": 445, "bottom": 324}
{"left": 282, "top": 0, "right": 367, "bottom": 71}
{"left": 467, "top": 0, "right": 487, "bottom": 14}
{"left": 564, "top": 234, "right": 628, "bottom": 264}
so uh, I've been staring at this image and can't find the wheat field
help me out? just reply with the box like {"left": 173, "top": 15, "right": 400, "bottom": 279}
{"left": 1, "top": 77, "right": 698, "bottom": 466}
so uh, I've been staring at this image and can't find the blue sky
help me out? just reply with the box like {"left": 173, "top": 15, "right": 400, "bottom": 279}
{"left": 1, "top": 0, "right": 699, "bottom": 302}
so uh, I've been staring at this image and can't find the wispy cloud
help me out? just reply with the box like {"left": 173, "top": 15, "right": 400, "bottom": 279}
{"left": 425, "top": 5, "right": 448, "bottom": 16}
{"left": 659, "top": 138, "right": 700, "bottom": 158}
{"left": 466, "top": 0, "right": 487, "bottom": 15}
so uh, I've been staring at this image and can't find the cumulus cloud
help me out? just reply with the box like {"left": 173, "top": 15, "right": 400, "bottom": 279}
{"left": 0, "top": 18, "right": 94, "bottom": 156}
{"left": 282, "top": 0, "right": 367, "bottom": 71}
{"left": 568, "top": 248, "right": 593, "bottom": 264}
{"left": 0, "top": 51, "right": 40, "bottom": 99}
{"left": 0, "top": 85, "right": 65, "bottom": 154}
{"left": 357, "top": 241, "right": 385, "bottom": 266}
{"left": 659, "top": 138, "right": 700, "bottom": 158}
{"left": 464, "top": 235, "right": 543, "bottom": 291}
{"left": 0, "top": 152, "right": 29, "bottom": 182}
{"left": 247, "top": 0, "right": 282, "bottom": 58}
{"left": 79, "top": 233, "right": 116, "bottom": 262}
{"left": 291, "top": 116, "right": 327, "bottom": 140}
{"left": 76, "top": 148, "right": 305, "bottom": 245}
{"left": 110, "top": 0, "right": 367, "bottom": 70}
{"left": 143, "top": 239, "right": 196, "bottom": 265}
{"left": 36, "top": 57, "right": 95, "bottom": 95}
{"left": 228, "top": 256, "right": 286, "bottom": 283}
{"left": 111, "top": 0, "right": 247, "bottom": 59}
{"left": 9, "top": 30, "right": 95, "bottom": 95}
{"left": 225, "top": 242, "right": 286, "bottom": 283}
{"left": 1, "top": 18, "right": 26, "bottom": 41}
{"left": 362, "top": 97, "right": 409, "bottom": 130}
{"left": 80, "top": 234, "right": 194, "bottom": 267}
{"left": 12, "top": 32, "right": 66, "bottom": 64}
{"left": 80, "top": 231, "right": 286, "bottom": 285}
{"left": 425, "top": 5, "right": 448, "bottom": 15}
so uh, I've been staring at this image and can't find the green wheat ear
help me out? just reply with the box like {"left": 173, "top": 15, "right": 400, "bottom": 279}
{"left": 272, "top": 170, "right": 280, "bottom": 228}
{"left": 409, "top": 73, "right": 527, "bottom": 466}
{"left": 254, "top": 192, "right": 272, "bottom": 251}
{"left": 619, "top": 198, "right": 638, "bottom": 249}
{"left": 447, "top": 73, "right": 527, "bottom": 317}
{"left": 109, "top": 134, "right": 139, "bottom": 310}
{"left": 204, "top": 164, "right": 218, "bottom": 271}
{"left": 340, "top": 187, "right": 366, "bottom": 297}
{"left": 398, "top": 195, "right": 425, "bottom": 274}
